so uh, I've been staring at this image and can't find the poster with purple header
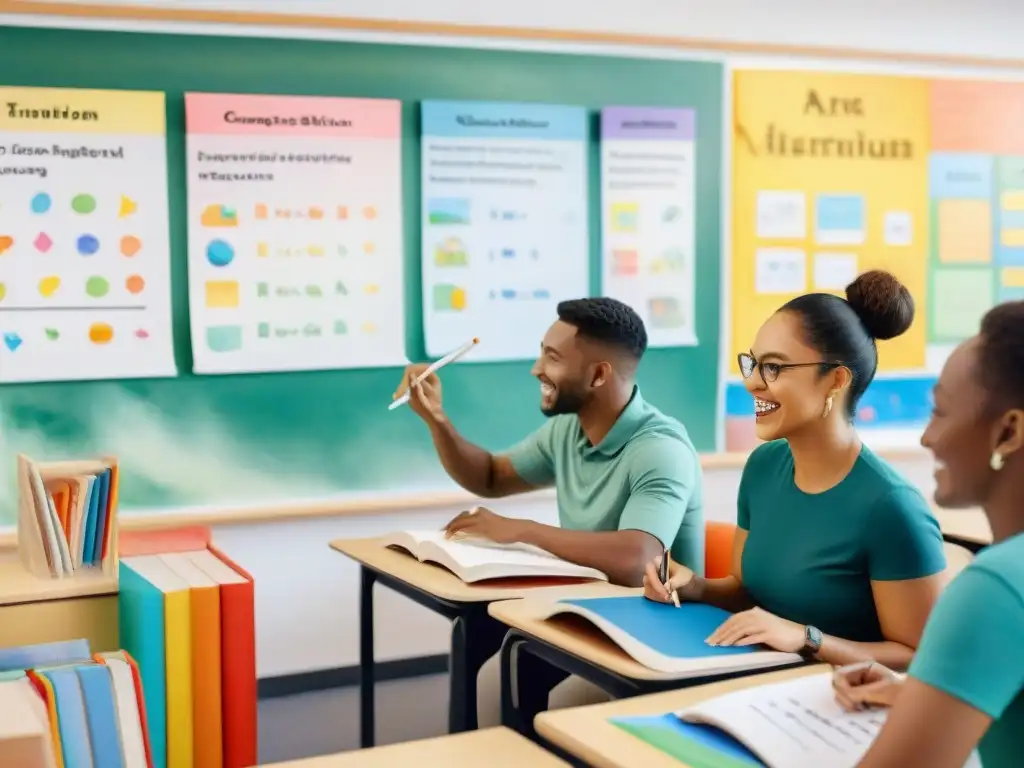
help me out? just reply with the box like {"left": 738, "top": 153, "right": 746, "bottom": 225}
{"left": 600, "top": 106, "right": 697, "bottom": 347}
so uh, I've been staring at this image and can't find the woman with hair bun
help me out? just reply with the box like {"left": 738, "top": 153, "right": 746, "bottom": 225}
{"left": 644, "top": 270, "right": 947, "bottom": 669}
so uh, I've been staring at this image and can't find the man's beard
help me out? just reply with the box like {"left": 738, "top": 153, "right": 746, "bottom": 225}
{"left": 541, "top": 388, "right": 588, "bottom": 417}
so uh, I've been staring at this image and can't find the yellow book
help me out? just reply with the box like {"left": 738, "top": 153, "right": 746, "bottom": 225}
{"left": 161, "top": 553, "right": 223, "bottom": 768}
{"left": 121, "top": 556, "right": 193, "bottom": 768}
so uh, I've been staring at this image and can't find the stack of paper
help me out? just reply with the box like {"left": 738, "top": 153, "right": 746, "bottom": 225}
{"left": 120, "top": 547, "right": 256, "bottom": 768}
{"left": 0, "top": 639, "right": 152, "bottom": 768}
{"left": 16, "top": 454, "right": 120, "bottom": 580}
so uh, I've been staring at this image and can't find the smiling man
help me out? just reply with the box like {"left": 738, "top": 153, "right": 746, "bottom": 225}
{"left": 393, "top": 296, "right": 705, "bottom": 726}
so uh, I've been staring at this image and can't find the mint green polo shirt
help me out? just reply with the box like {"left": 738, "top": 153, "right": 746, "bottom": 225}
{"left": 739, "top": 440, "right": 946, "bottom": 642}
{"left": 504, "top": 387, "right": 705, "bottom": 575}
{"left": 909, "top": 532, "right": 1024, "bottom": 768}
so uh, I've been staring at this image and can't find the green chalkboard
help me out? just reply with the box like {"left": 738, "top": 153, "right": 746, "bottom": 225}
{"left": 0, "top": 26, "right": 723, "bottom": 520}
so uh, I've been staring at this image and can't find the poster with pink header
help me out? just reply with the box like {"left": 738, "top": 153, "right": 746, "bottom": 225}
{"left": 184, "top": 92, "right": 406, "bottom": 374}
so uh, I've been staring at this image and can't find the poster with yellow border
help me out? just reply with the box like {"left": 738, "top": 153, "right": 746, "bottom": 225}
{"left": 727, "top": 70, "right": 931, "bottom": 450}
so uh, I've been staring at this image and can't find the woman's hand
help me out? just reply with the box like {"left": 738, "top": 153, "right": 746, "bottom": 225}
{"left": 643, "top": 554, "right": 701, "bottom": 603}
{"left": 705, "top": 607, "right": 805, "bottom": 653}
{"left": 832, "top": 661, "right": 904, "bottom": 711}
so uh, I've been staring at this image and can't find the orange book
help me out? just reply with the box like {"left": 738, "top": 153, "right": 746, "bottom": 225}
{"left": 160, "top": 553, "right": 223, "bottom": 768}
{"left": 191, "top": 547, "right": 256, "bottom": 768}
{"left": 25, "top": 671, "right": 63, "bottom": 768}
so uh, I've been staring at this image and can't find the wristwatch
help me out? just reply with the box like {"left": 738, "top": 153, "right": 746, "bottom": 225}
{"left": 801, "top": 625, "right": 823, "bottom": 659}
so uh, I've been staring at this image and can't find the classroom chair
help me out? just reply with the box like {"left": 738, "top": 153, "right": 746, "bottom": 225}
{"left": 705, "top": 521, "right": 737, "bottom": 579}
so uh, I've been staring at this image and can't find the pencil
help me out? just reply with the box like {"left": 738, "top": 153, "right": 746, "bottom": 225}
{"left": 662, "top": 549, "right": 680, "bottom": 608}
{"left": 389, "top": 337, "right": 480, "bottom": 410}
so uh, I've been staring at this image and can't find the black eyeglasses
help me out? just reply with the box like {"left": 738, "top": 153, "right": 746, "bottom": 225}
{"left": 737, "top": 352, "right": 841, "bottom": 383}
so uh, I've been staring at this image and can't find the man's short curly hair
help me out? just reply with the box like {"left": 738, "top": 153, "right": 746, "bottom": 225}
{"left": 556, "top": 297, "right": 648, "bottom": 362}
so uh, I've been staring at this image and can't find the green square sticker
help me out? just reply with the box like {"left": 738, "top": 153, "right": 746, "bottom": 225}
{"left": 930, "top": 268, "right": 995, "bottom": 342}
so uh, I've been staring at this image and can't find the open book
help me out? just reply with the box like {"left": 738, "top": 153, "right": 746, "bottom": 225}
{"left": 613, "top": 672, "right": 982, "bottom": 768}
{"left": 379, "top": 530, "right": 607, "bottom": 583}
{"left": 532, "top": 596, "right": 801, "bottom": 677}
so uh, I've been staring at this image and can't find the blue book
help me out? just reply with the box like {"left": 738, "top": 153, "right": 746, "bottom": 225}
{"left": 0, "top": 638, "right": 91, "bottom": 672}
{"left": 85, "top": 469, "right": 111, "bottom": 566}
{"left": 119, "top": 559, "right": 169, "bottom": 768}
{"left": 81, "top": 476, "right": 101, "bottom": 566}
{"left": 541, "top": 596, "right": 801, "bottom": 675}
{"left": 42, "top": 668, "right": 95, "bottom": 768}
{"left": 76, "top": 665, "right": 126, "bottom": 768}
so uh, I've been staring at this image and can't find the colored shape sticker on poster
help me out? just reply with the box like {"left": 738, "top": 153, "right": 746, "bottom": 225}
{"left": 0, "top": 86, "right": 176, "bottom": 384}
{"left": 600, "top": 106, "right": 697, "bottom": 347}
{"left": 184, "top": 93, "right": 406, "bottom": 374}
{"left": 420, "top": 100, "right": 589, "bottom": 362}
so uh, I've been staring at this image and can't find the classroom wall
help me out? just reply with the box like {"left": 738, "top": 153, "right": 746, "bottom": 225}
{"left": 23, "top": 0, "right": 1024, "bottom": 61}
{"left": 0, "top": 1, "right": 987, "bottom": 679}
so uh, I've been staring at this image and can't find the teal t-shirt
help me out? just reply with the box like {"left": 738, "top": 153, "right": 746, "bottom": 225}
{"left": 910, "top": 531, "right": 1024, "bottom": 768}
{"left": 504, "top": 387, "right": 705, "bottom": 574}
{"left": 738, "top": 440, "right": 946, "bottom": 641}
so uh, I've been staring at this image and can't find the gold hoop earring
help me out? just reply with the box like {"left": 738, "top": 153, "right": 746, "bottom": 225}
{"left": 821, "top": 396, "right": 833, "bottom": 419}
{"left": 991, "top": 452, "right": 1005, "bottom": 471}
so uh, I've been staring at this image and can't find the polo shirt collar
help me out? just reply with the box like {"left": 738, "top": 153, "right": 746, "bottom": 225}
{"left": 579, "top": 386, "right": 644, "bottom": 457}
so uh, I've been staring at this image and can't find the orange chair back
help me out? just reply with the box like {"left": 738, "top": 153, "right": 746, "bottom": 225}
{"left": 705, "top": 521, "right": 737, "bottom": 579}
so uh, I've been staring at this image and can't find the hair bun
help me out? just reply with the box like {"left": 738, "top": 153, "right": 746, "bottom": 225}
{"left": 845, "top": 270, "right": 915, "bottom": 341}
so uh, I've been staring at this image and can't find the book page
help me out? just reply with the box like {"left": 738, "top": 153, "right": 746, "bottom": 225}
{"left": 681, "top": 674, "right": 882, "bottom": 768}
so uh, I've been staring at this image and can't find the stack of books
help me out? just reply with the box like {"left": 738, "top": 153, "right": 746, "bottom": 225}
{"left": 0, "top": 638, "right": 151, "bottom": 767}
{"left": 16, "top": 454, "right": 120, "bottom": 581}
{"left": 119, "top": 529, "right": 256, "bottom": 768}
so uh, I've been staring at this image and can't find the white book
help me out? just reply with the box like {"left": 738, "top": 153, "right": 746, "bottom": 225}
{"left": 183, "top": 550, "right": 246, "bottom": 586}
{"left": 672, "top": 672, "right": 982, "bottom": 768}
{"left": 97, "top": 655, "right": 148, "bottom": 768}
{"left": 380, "top": 530, "right": 607, "bottom": 583}
{"left": 531, "top": 598, "right": 800, "bottom": 678}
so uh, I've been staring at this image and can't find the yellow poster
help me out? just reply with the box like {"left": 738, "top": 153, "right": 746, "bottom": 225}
{"left": 731, "top": 70, "right": 930, "bottom": 373}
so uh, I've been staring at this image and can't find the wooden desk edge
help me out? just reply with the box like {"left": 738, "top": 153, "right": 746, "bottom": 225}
{"left": 0, "top": 446, "right": 934, "bottom": 550}
{"left": 534, "top": 665, "right": 831, "bottom": 768}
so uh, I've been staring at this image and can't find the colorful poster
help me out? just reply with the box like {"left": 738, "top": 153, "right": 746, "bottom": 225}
{"left": 0, "top": 87, "right": 175, "bottom": 384}
{"left": 185, "top": 93, "right": 405, "bottom": 375}
{"left": 420, "top": 100, "right": 588, "bottom": 362}
{"left": 600, "top": 107, "right": 697, "bottom": 347}
{"left": 727, "top": 71, "right": 931, "bottom": 451}
{"left": 927, "top": 80, "right": 1024, "bottom": 352}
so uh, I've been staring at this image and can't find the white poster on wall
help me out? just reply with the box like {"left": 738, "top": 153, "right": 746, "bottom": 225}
{"left": 600, "top": 106, "right": 698, "bottom": 347}
{"left": 420, "top": 100, "right": 589, "bottom": 362}
{"left": 185, "top": 92, "right": 406, "bottom": 375}
{"left": 0, "top": 86, "right": 176, "bottom": 383}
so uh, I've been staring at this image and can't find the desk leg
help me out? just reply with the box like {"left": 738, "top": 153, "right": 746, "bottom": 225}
{"left": 359, "top": 567, "right": 376, "bottom": 748}
{"left": 449, "top": 611, "right": 506, "bottom": 734}
{"left": 499, "top": 632, "right": 526, "bottom": 735}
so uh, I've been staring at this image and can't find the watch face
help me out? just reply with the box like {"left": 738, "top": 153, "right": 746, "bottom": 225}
{"left": 807, "top": 626, "right": 823, "bottom": 647}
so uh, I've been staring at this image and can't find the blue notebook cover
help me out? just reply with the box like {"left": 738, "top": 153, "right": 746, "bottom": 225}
{"left": 43, "top": 668, "right": 95, "bottom": 768}
{"left": 558, "top": 597, "right": 759, "bottom": 659}
{"left": 119, "top": 560, "right": 168, "bottom": 768}
{"left": 613, "top": 714, "right": 765, "bottom": 767}
{"left": 77, "top": 665, "right": 126, "bottom": 768}
{"left": 0, "top": 638, "right": 92, "bottom": 672}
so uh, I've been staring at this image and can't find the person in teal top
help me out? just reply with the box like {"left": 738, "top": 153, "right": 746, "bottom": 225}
{"left": 646, "top": 270, "right": 947, "bottom": 669}
{"left": 394, "top": 297, "right": 704, "bottom": 728}
{"left": 833, "top": 300, "right": 1024, "bottom": 768}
